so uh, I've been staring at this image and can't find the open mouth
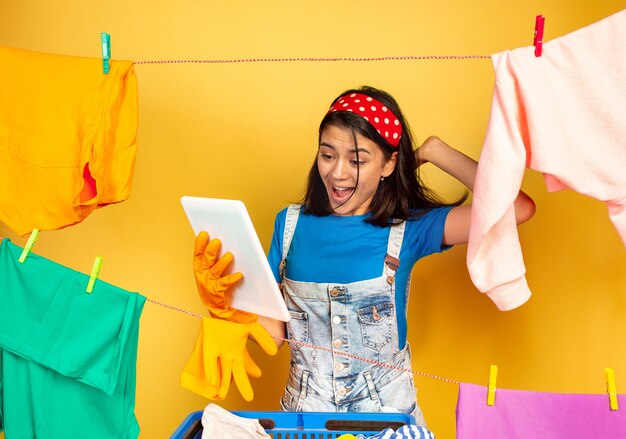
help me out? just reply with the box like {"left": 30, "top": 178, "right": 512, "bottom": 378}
{"left": 331, "top": 185, "right": 355, "bottom": 203}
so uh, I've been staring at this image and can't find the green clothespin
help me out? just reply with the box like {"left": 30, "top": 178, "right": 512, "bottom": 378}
{"left": 86, "top": 256, "right": 104, "bottom": 293}
{"left": 18, "top": 229, "right": 40, "bottom": 263}
{"left": 101, "top": 32, "right": 111, "bottom": 74}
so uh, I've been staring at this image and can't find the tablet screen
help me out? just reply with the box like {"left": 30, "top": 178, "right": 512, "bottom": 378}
{"left": 181, "top": 196, "right": 290, "bottom": 322}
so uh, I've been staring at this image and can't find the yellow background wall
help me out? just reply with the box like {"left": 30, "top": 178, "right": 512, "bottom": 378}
{"left": 1, "top": 1, "right": 625, "bottom": 438}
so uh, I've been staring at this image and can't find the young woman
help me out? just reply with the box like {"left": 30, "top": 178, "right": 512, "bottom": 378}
{"left": 258, "top": 86, "right": 535, "bottom": 425}
{"left": 195, "top": 85, "right": 535, "bottom": 425}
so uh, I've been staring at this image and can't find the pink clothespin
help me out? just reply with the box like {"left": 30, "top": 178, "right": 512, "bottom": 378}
{"left": 534, "top": 15, "right": 545, "bottom": 57}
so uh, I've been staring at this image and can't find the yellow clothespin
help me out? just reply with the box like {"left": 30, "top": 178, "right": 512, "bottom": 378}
{"left": 86, "top": 256, "right": 103, "bottom": 293}
{"left": 605, "top": 368, "right": 619, "bottom": 411}
{"left": 487, "top": 364, "right": 498, "bottom": 406}
{"left": 18, "top": 229, "right": 40, "bottom": 263}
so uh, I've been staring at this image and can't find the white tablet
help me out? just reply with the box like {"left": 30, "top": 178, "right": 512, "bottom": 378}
{"left": 181, "top": 196, "right": 290, "bottom": 322}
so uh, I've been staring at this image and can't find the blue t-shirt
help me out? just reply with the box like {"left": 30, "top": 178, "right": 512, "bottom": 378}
{"left": 267, "top": 206, "right": 453, "bottom": 348}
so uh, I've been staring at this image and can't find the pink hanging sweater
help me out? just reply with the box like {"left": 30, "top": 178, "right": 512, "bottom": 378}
{"left": 467, "top": 10, "right": 626, "bottom": 311}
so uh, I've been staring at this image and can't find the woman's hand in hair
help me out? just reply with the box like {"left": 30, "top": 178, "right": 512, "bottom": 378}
{"left": 414, "top": 135, "right": 445, "bottom": 167}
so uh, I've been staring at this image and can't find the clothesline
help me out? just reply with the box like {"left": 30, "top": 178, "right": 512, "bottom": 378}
{"left": 144, "top": 296, "right": 460, "bottom": 385}
{"left": 133, "top": 54, "right": 492, "bottom": 65}
{"left": 0, "top": 235, "right": 459, "bottom": 385}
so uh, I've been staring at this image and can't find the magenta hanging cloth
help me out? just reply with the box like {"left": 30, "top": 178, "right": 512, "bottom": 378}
{"left": 456, "top": 382, "right": 626, "bottom": 438}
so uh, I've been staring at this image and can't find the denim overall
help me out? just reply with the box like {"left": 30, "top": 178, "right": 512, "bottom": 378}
{"left": 279, "top": 205, "right": 426, "bottom": 426}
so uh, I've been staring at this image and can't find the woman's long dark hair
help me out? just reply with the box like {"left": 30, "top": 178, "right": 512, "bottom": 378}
{"left": 302, "top": 85, "right": 466, "bottom": 227}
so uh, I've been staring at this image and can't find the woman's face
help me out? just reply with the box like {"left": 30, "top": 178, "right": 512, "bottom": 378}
{"left": 317, "top": 124, "right": 397, "bottom": 216}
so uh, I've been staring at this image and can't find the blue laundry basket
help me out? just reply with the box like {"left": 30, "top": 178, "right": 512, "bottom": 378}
{"left": 170, "top": 410, "right": 417, "bottom": 438}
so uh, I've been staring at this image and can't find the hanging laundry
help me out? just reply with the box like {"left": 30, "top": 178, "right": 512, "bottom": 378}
{"left": 467, "top": 9, "right": 626, "bottom": 310}
{"left": 200, "top": 404, "right": 270, "bottom": 439}
{"left": 0, "top": 238, "right": 145, "bottom": 438}
{"left": 456, "top": 382, "right": 626, "bottom": 438}
{"left": 0, "top": 45, "right": 138, "bottom": 236}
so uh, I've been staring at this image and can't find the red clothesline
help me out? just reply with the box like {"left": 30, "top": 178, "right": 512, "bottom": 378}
{"left": 145, "top": 297, "right": 460, "bottom": 385}
{"left": 133, "top": 54, "right": 491, "bottom": 65}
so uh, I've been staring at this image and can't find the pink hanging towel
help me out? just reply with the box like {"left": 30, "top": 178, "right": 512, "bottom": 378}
{"left": 456, "top": 382, "right": 626, "bottom": 438}
{"left": 467, "top": 9, "right": 626, "bottom": 311}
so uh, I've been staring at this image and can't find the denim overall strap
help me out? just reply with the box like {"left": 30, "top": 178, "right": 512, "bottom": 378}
{"left": 383, "top": 220, "right": 406, "bottom": 285}
{"left": 279, "top": 204, "right": 301, "bottom": 279}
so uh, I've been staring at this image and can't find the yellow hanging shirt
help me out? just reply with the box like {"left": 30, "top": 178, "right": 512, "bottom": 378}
{"left": 0, "top": 45, "right": 138, "bottom": 236}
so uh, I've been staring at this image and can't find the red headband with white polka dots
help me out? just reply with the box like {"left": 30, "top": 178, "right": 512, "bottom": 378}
{"left": 327, "top": 93, "right": 402, "bottom": 147}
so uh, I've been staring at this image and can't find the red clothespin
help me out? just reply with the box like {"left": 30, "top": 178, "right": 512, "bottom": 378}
{"left": 534, "top": 15, "right": 545, "bottom": 57}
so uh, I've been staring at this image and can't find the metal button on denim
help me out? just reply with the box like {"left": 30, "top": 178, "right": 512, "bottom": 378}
{"left": 337, "top": 387, "right": 347, "bottom": 396}
{"left": 333, "top": 339, "right": 343, "bottom": 348}
{"left": 330, "top": 288, "right": 340, "bottom": 297}
{"left": 372, "top": 306, "right": 381, "bottom": 321}
{"left": 335, "top": 363, "right": 345, "bottom": 371}
{"left": 332, "top": 316, "right": 341, "bottom": 324}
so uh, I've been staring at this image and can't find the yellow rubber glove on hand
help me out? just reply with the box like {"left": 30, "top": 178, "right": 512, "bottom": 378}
{"left": 186, "top": 232, "right": 277, "bottom": 400}
{"left": 193, "top": 231, "right": 257, "bottom": 324}
{"left": 180, "top": 317, "right": 278, "bottom": 401}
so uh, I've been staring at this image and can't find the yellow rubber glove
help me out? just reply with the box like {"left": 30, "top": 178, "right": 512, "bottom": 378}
{"left": 179, "top": 329, "right": 264, "bottom": 400}
{"left": 180, "top": 317, "right": 278, "bottom": 401}
{"left": 193, "top": 231, "right": 257, "bottom": 324}
{"left": 186, "top": 233, "right": 278, "bottom": 400}
{"left": 180, "top": 317, "right": 222, "bottom": 400}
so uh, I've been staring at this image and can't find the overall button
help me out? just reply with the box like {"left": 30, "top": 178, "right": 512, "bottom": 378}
{"left": 330, "top": 288, "right": 340, "bottom": 297}
{"left": 335, "top": 363, "right": 345, "bottom": 371}
{"left": 372, "top": 306, "right": 381, "bottom": 321}
{"left": 332, "top": 316, "right": 342, "bottom": 325}
{"left": 387, "top": 275, "right": 395, "bottom": 285}
{"left": 332, "top": 339, "right": 343, "bottom": 348}
{"left": 336, "top": 387, "right": 347, "bottom": 397}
